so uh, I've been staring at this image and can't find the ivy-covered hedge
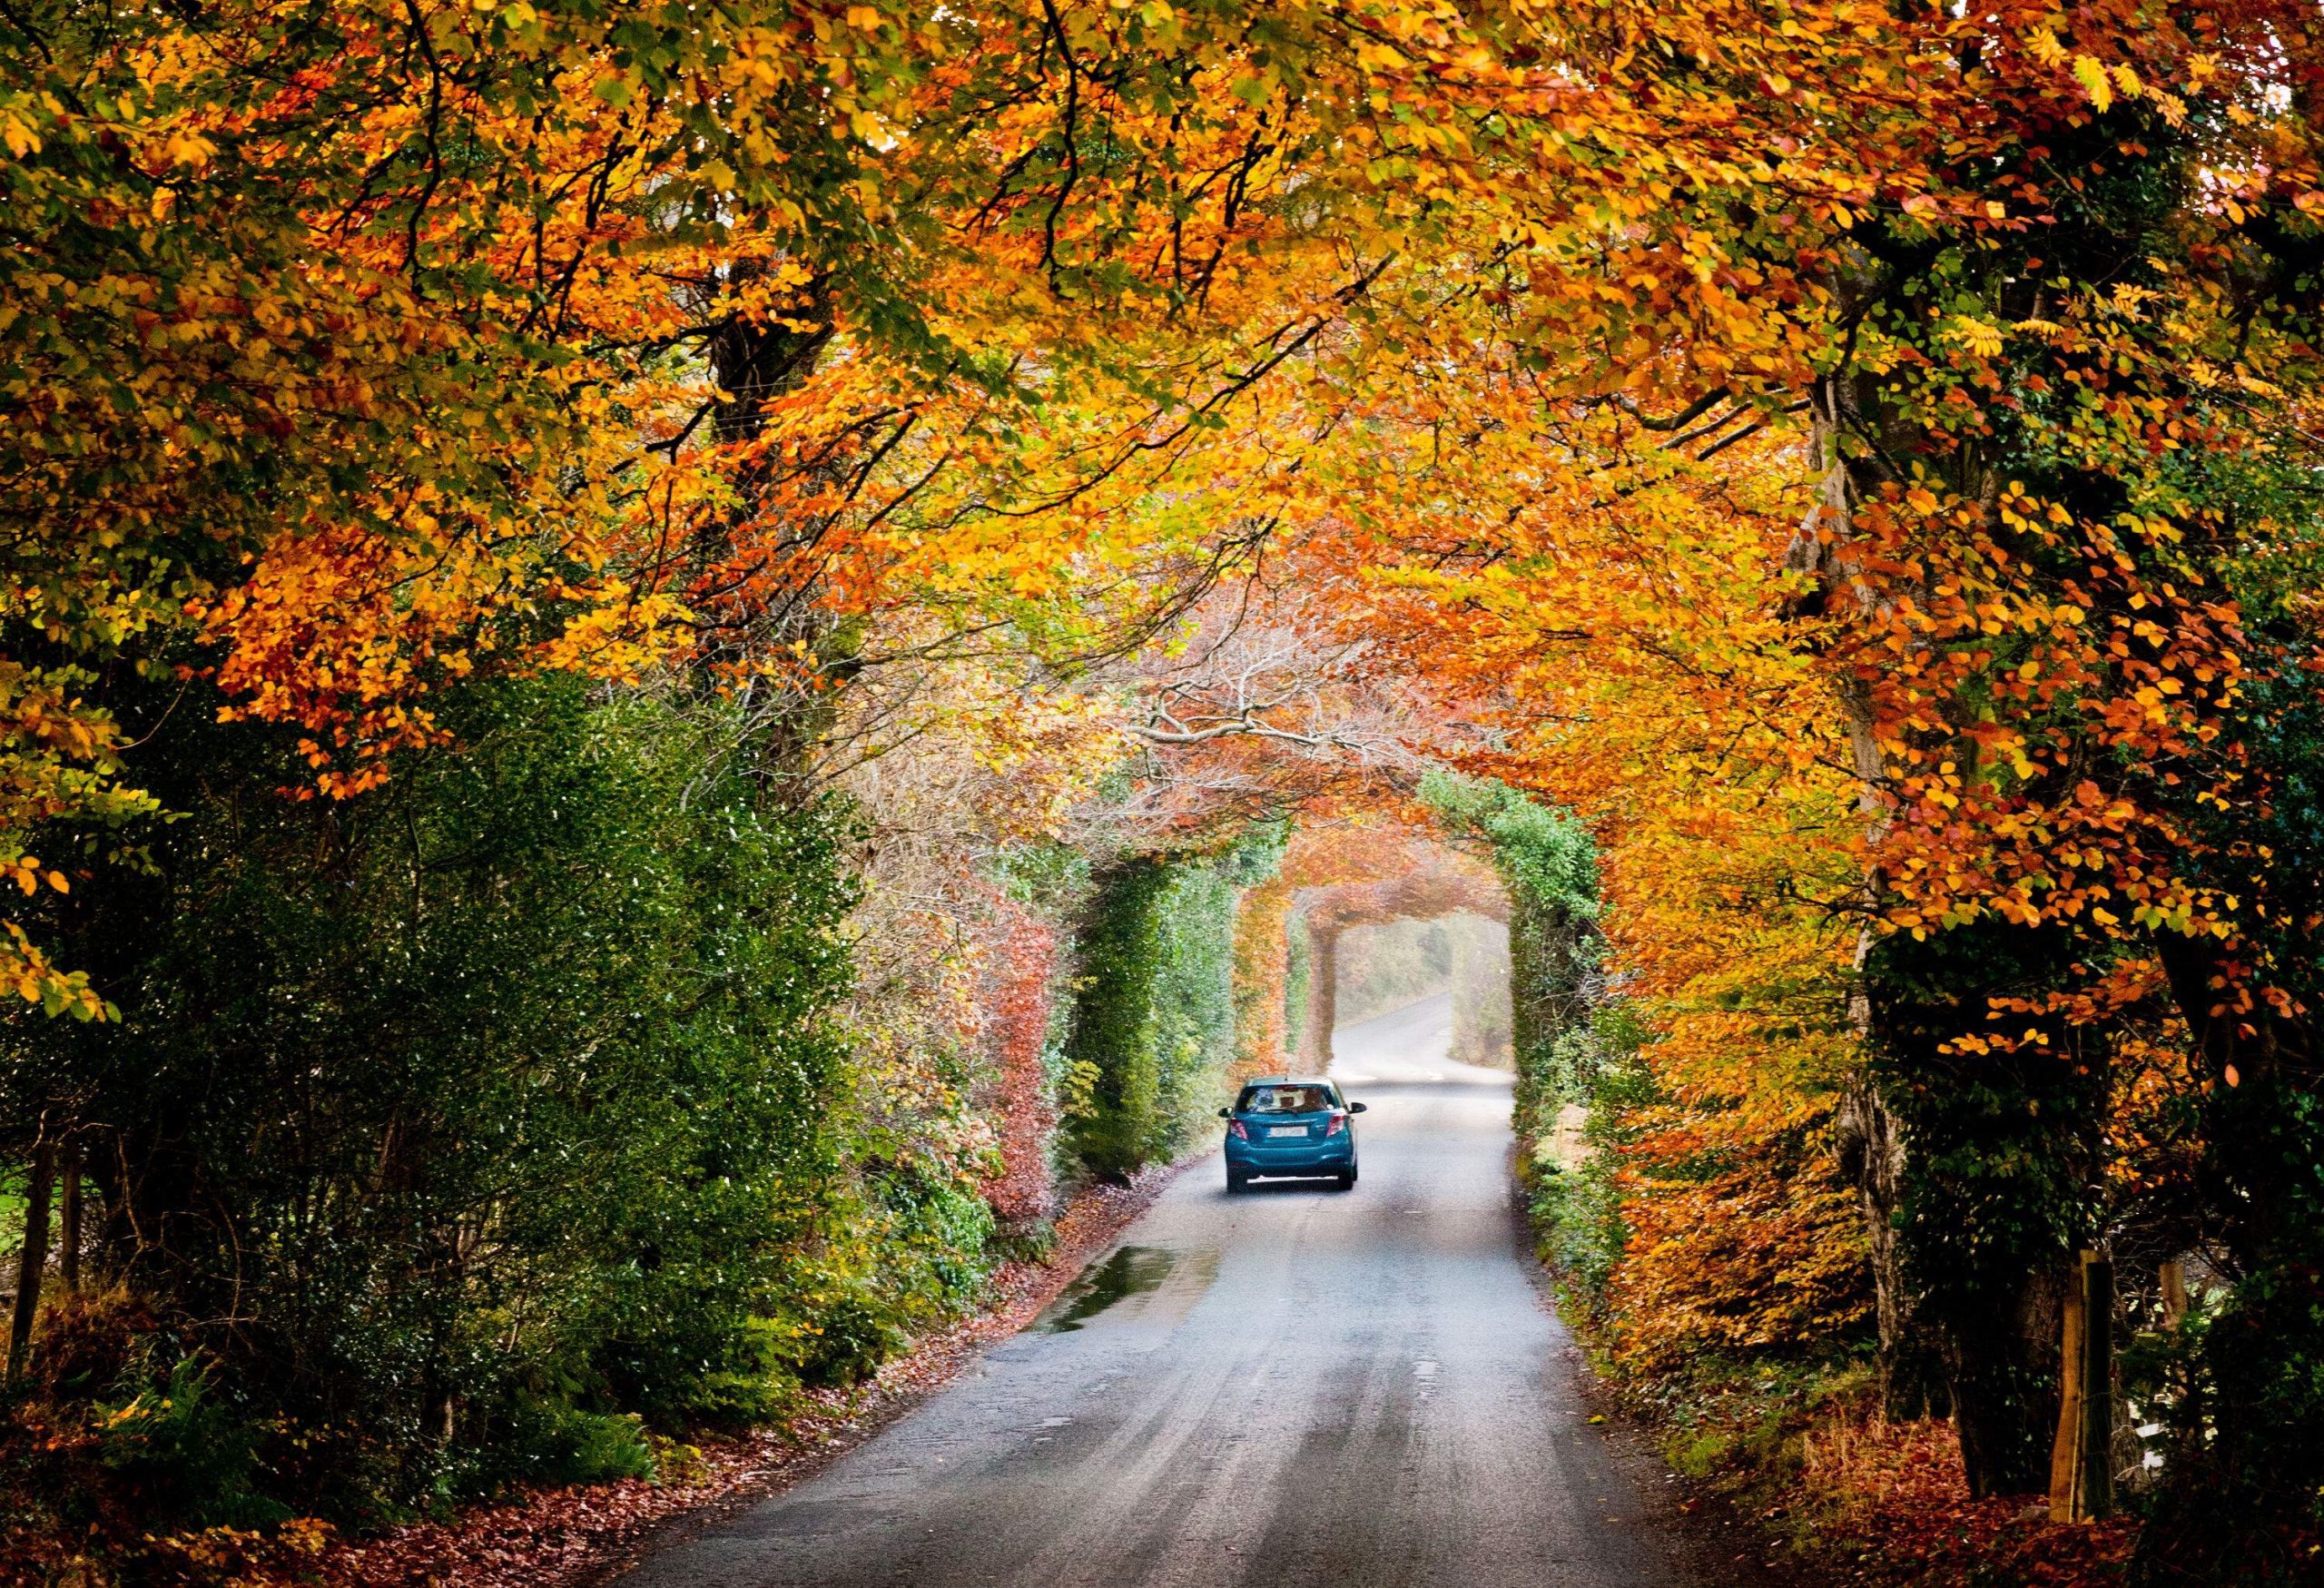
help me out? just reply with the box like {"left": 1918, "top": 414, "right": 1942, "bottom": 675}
{"left": 1282, "top": 905, "right": 1313, "bottom": 1060}
{"left": 1061, "top": 829, "right": 1285, "bottom": 1181}
{"left": 1420, "top": 772, "right": 1600, "bottom": 1142}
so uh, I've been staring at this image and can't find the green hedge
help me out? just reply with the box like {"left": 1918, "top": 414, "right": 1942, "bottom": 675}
{"left": 7, "top": 677, "right": 879, "bottom": 1521}
{"left": 1419, "top": 772, "right": 1600, "bottom": 1139}
{"left": 1061, "top": 829, "right": 1283, "bottom": 1181}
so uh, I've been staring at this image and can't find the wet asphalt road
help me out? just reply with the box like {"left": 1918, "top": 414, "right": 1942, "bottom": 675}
{"left": 618, "top": 1004, "right": 1690, "bottom": 1588}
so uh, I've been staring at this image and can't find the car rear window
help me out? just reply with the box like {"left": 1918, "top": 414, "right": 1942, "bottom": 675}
{"left": 1237, "top": 1084, "right": 1334, "bottom": 1114}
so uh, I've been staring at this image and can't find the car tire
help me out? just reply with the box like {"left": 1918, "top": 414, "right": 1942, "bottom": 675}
{"left": 1336, "top": 1165, "right": 1357, "bottom": 1190}
{"left": 1226, "top": 1169, "right": 1248, "bottom": 1194}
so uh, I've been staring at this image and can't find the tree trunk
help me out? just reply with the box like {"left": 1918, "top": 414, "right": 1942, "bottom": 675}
{"left": 1789, "top": 424, "right": 1955, "bottom": 1425}
{"left": 2132, "top": 932, "right": 2324, "bottom": 1582}
{"left": 707, "top": 266, "right": 833, "bottom": 450}
{"left": 7, "top": 1141, "right": 54, "bottom": 1378}
{"left": 696, "top": 265, "right": 843, "bottom": 785}
{"left": 1864, "top": 919, "right": 2104, "bottom": 1495}
{"left": 1938, "top": 1263, "right": 2072, "bottom": 1496}
{"left": 57, "top": 1149, "right": 79, "bottom": 1289}
{"left": 1791, "top": 393, "right": 2099, "bottom": 1494}
{"left": 1299, "top": 923, "right": 1338, "bottom": 1070}
{"left": 2047, "top": 1251, "right": 2114, "bottom": 1523}
{"left": 1833, "top": 1067, "right": 1939, "bottom": 1416}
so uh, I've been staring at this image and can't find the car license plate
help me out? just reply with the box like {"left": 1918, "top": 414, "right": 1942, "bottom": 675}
{"left": 1267, "top": 1126, "right": 1307, "bottom": 1139}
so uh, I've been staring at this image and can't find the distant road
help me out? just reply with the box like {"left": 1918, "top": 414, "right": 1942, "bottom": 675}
{"left": 617, "top": 1010, "right": 1693, "bottom": 1588}
{"left": 1325, "top": 991, "right": 1511, "bottom": 1087}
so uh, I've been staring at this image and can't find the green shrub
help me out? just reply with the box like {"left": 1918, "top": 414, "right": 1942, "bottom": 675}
{"left": 1061, "top": 833, "right": 1275, "bottom": 1181}
{"left": 502, "top": 1405, "right": 657, "bottom": 1488}
{"left": 94, "top": 1357, "right": 290, "bottom": 1531}
{"left": 12, "top": 676, "right": 860, "bottom": 1516}
{"left": 791, "top": 1292, "right": 904, "bottom": 1389}
{"left": 883, "top": 1174, "right": 1000, "bottom": 1307}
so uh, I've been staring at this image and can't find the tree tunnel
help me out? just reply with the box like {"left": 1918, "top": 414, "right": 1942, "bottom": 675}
{"left": 1287, "top": 844, "right": 1511, "bottom": 1073}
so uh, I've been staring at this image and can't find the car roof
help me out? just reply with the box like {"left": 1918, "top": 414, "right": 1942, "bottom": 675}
{"left": 1240, "top": 1076, "right": 1337, "bottom": 1089}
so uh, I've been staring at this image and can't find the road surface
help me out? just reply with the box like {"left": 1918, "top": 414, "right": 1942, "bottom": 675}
{"left": 618, "top": 999, "right": 1693, "bottom": 1588}
{"left": 1325, "top": 990, "right": 1512, "bottom": 1087}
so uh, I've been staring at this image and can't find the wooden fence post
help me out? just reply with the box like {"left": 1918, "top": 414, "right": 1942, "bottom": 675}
{"left": 2048, "top": 1248, "right": 2114, "bottom": 1522}
{"left": 2081, "top": 1253, "right": 2114, "bottom": 1518}
{"left": 6, "top": 1141, "right": 55, "bottom": 1379}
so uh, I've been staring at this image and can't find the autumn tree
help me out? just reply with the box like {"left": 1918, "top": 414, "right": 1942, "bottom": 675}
{"left": 7, "top": 0, "right": 2324, "bottom": 1574}
{"left": 1230, "top": 5, "right": 2324, "bottom": 1553}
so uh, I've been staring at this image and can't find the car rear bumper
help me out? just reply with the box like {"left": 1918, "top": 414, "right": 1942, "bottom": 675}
{"left": 1225, "top": 1138, "right": 1354, "bottom": 1173}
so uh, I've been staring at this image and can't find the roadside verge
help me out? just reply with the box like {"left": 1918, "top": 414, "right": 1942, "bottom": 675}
{"left": 334, "top": 1161, "right": 1193, "bottom": 1588}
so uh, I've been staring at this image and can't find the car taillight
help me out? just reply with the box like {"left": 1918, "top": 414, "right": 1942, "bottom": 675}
{"left": 1227, "top": 1119, "right": 1249, "bottom": 1140}
{"left": 1324, "top": 1110, "right": 1348, "bottom": 1137}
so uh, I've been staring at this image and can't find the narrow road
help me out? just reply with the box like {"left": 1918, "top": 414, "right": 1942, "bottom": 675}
{"left": 619, "top": 1002, "right": 1693, "bottom": 1588}
{"left": 1324, "top": 990, "right": 1512, "bottom": 1087}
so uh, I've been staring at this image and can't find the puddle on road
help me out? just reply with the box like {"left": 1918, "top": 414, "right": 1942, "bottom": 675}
{"left": 1035, "top": 1246, "right": 1219, "bottom": 1333}
{"left": 1038, "top": 1247, "right": 1176, "bottom": 1332}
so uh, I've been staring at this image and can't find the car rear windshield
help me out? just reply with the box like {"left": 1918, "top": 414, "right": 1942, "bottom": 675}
{"left": 1237, "top": 1084, "right": 1334, "bottom": 1115}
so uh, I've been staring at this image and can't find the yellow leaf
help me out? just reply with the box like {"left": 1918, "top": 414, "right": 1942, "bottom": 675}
{"left": 2073, "top": 55, "right": 2114, "bottom": 113}
{"left": 1947, "top": 314, "right": 2005, "bottom": 358}
{"left": 163, "top": 133, "right": 216, "bottom": 170}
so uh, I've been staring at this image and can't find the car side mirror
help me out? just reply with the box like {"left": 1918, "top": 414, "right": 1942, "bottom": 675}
{"left": 1217, "top": 1107, "right": 1233, "bottom": 1119}
{"left": 1348, "top": 1101, "right": 1368, "bottom": 1114}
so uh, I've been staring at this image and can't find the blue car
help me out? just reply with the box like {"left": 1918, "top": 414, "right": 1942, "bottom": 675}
{"left": 1219, "top": 1077, "right": 1367, "bottom": 1191}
